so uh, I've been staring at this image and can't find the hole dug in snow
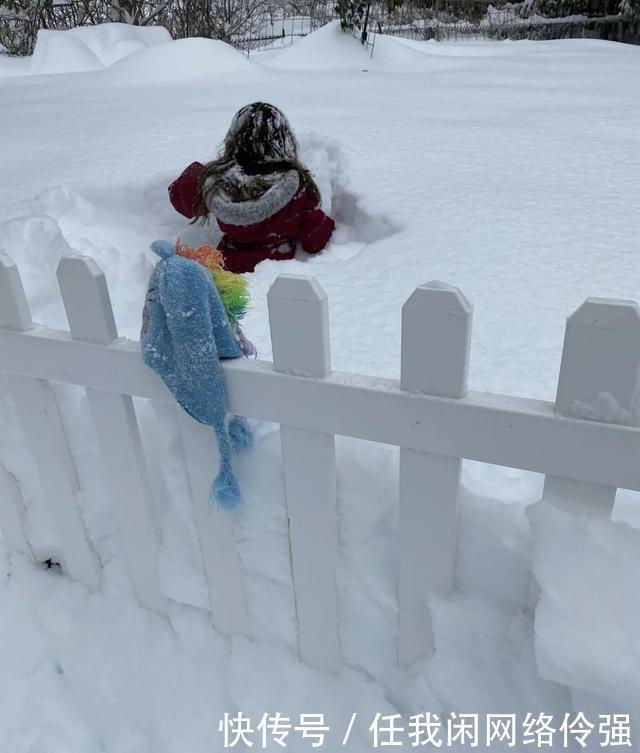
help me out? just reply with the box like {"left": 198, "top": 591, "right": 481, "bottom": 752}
{"left": 300, "top": 133, "right": 400, "bottom": 256}
{"left": 331, "top": 188, "right": 399, "bottom": 246}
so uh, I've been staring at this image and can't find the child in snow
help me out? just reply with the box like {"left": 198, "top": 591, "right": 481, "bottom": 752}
{"left": 168, "top": 102, "right": 335, "bottom": 274}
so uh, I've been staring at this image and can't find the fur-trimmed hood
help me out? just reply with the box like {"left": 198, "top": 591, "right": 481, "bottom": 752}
{"left": 204, "top": 165, "right": 300, "bottom": 227}
{"left": 168, "top": 159, "right": 335, "bottom": 273}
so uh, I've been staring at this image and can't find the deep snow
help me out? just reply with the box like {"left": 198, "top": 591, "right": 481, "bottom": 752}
{"left": 0, "top": 20, "right": 639, "bottom": 752}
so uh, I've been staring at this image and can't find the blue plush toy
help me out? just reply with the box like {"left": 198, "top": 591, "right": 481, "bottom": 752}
{"left": 141, "top": 240, "right": 252, "bottom": 509}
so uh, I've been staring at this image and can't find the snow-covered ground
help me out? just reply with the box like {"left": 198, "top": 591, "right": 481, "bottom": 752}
{"left": 0, "top": 21, "right": 639, "bottom": 752}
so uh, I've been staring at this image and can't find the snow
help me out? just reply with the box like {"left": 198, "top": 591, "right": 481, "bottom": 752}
{"left": 266, "top": 20, "right": 445, "bottom": 72}
{"left": 530, "top": 503, "right": 640, "bottom": 740}
{"left": 568, "top": 390, "right": 634, "bottom": 424}
{"left": 267, "top": 20, "right": 374, "bottom": 69}
{"left": 0, "top": 24, "right": 250, "bottom": 80}
{"left": 103, "top": 37, "right": 253, "bottom": 84}
{"left": 28, "top": 24, "right": 171, "bottom": 75}
{"left": 1, "top": 21, "right": 640, "bottom": 751}
{"left": 30, "top": 35, "right": 101, "bottom": 75}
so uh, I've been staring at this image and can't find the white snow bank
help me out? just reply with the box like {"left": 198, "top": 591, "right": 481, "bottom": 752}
{"left": 267, "top": 21, "right": 484, "bottom": 73}
{"left": 102, "top": 37, "right": 253, "bottom": 84}
{"left": 265, "top": 20, "right": 438, "bottom": 72}
{"left": 0, "top": 213, "right": 75, "bottom": 329}
{"left": 530, "top": 502, "right": 640, "bottom": 719}
{"left": 30, "top": 23, "right": 171, "bottom": 76}
{"left": 372, "top": 34, "right": 455, "bottom": 72}
{"left": 31, "top": 34, "right": 104, "bottom": 75}
{"left": 268, "top": 21, "right": 373, "bottom": 70}
{"left": 0, "top": 185, "right": 168, "bottom": 335}
{"left": 392, "top": 36, "right": 515, "bottom": 57}
{"left": 37, "top": 22, "right": 170, "bottom": 56}
{"left": 0, "top": 423, "right": 567, "bottom": 753}
{"left": 1, "top": 23, "right": 252, "bottom": 81}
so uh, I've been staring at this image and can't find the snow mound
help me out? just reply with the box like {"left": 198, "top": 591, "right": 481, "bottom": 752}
{"left": 530, "top": 502, "right": 640, "bottom": 718}
{"left": 24, "top": 25, "right": 250, "bottom": 81}
{"left": 268, "top": 21, "right": 374, "bottom": 70}
{"left": 102, "top": 37, "right": 253, "bottom": 83}
{"left": 267, "top": 21, "right": 441, "bottom": 73}
{"left": 30, "top": 24, "right": 171, "bottom": 75}
{"left": 0, "top": 213, "right": 75, "bottom": 330}
{"left": 398, "top": 37, "right": 515, "bottom": 57}
{"left": 30, "top": 34, "right": 103, "bottom": 75}
{"left": 368, "top": 34, "right": 445, "bottom": 72}
{"left": 96, "top": 39, "right": 148, "bottom": 67}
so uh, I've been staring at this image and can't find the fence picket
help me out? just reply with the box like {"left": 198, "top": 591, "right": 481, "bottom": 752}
{"left": 177, "top": 410, "right": 250, "bottom": 636}
{"left": 7, "top": 374, "right": 103, "bottom": 587}
{"left": 543, "top": 298, "right": 640, "bottom": 518}
{"left": 0, "top": 461, "right": 31, "bottom": 559}
{"left": 0, "top": 253, "right": 100, "bottom": 587}
{"left": 0, "top": 253, "right": 32, "bottom": 559}
{"left": 56, "top": 256, "right": 166, "bottom": 613}
{"left": 268, "top": 275, "right": 339, "bottom": 672}
{"left": 0, "top": 252, "right": 32, "bottom": 331}
{"left": 399, "top": 282, "right": 472, "bottom": 665}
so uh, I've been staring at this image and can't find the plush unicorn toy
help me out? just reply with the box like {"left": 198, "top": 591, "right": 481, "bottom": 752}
{"left": 141, "top": 240, "right": 252, "bottom": 509}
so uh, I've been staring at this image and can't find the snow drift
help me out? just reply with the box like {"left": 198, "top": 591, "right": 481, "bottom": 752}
{"left": 30, "top": 23, "right": 171, "bottom": 75}
{"left": 267, "top": 20, "right": 451, "bottom": 73}
{"left": 530, "top": 503, "right": 640, "bottom": 739}
{"left": 7, "top": 23, "right": 252, "bottom": 81}
{"left": 267, "top": 20, "right": 375, "bottom": 70}
{"left": 102, "top": 36, "right": 253, "bottom": 83}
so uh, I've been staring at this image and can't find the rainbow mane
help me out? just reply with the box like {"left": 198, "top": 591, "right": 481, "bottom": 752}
{"left": 176, "top": 242, "right": 250, "bottom": 328}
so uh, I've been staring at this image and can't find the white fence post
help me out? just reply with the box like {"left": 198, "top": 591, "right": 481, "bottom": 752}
{"left": 0, "top": 461, "right": 31, "bottom": 559}
{"left": 0, "top": 252, "right": 32, "bottom": 331}
{"left": 0, "top": 255, "right": 32, "bottom": 556}
{"left": 543, "top": 298, "right": 640, "bottom": 518}
{"left": 268, "top": 275, "right": 339, "bottom": 672}
{"left": 0, "top": 253, "right": 100, "bottom": 588}
{"left": 57, "top": 255, "right": 166, "bottom": 614}
{"left": 177, "top": 410, "right": 250, "bottom": 636}
{"left": 398, "top": 282, "right": 472, "bottom": 666}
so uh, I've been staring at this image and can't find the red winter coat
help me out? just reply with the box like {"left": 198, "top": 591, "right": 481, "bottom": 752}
{"left": 168, "top": 161, "right": 335, "bottom": 274}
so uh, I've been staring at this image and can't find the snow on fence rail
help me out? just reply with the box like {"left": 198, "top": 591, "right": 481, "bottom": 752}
{"left": 1, "top": 251, "right": 639, "bottom": 670}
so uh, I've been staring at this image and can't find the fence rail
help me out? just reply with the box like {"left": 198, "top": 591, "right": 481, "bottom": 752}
{"left": 1, "top": 251, "right": 639, "bottom": 670}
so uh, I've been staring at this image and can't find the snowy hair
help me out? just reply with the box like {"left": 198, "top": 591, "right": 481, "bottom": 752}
{"left": 225, "top": 102, "right": 299, "bottom": 165}
{"left": 195, "top": 102, "right": 321, "bottom": 218}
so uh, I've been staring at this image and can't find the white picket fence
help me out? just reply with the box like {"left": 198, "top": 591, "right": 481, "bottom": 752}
{"left": 1, "top": 251, "right": 639, "bottom": 672}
